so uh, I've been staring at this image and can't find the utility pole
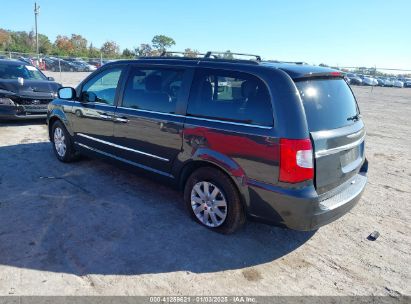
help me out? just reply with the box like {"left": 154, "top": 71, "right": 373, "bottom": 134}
{"left": 34, "top": 2, "right": 40, "bottom": 61}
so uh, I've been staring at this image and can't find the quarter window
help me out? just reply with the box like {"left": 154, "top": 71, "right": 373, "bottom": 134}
{"left": 187, "top": 69, "right": 273, "bottom": 126}
{"left": 122, "top": 67, "right": 184, "bottom": 114}
{"left": 81, "top": 67, "right": 123, "bottom": 105}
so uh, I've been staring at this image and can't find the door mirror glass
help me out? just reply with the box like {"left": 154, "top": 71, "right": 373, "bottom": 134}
{"left": 47, "top": 76, "right": 55, "bottom": 81}
{"left": 58, "top": 87, "right": 76, "bottom": 100}
{"left": 82, "top": 91, "right": 97, "bottom": 103}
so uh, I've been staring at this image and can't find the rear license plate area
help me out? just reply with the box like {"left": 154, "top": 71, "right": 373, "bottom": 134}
{"left": 340, "top": 146, "right": 360, "bottom": 167}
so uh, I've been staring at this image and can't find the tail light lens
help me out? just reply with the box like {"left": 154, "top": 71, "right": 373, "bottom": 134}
{"left": 279, "top": 138, "right": 314, "bottom": 183}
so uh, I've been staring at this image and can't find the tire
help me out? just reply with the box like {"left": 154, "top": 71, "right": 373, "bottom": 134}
{"left": 184, "top": 167, "right": 245, "bottom": 234}
{"left": 51, "top": 120, "right": 77, "bottom": 162}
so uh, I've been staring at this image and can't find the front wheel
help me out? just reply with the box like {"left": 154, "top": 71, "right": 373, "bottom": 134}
{"left": 184, "top": 167, "right": 245, "bottom": 234}
{"left": 51, "top": 121, "right": 77, "bottom": 162}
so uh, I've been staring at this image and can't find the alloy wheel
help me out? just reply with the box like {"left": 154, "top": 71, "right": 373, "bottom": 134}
{"left": 191, "top": 181, "right": 228, "bottom": 227}
{"left": 54, "top": 127, "right": 66, "bottom": 157}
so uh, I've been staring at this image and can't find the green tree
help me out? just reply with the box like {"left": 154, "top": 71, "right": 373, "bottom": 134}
{"left": 7, "top": 31, "right": 33, "bottom": 52}
{"left": 184, "top": 48, "right": 200, "bottom": 58}
{"left": 38, "top": 34, "right": 52, "bottom": 54}
{"left": 70, "top": 34, "right": 88, "bottom": 56}
{"left": 151, "top": 35, "right": 175, "bottom": 52}
{"left": 54, "top": 35, "right": 74, "bottom": 55}
{"left": 0, "top": 29, "right": 11, "bottom": 51}
{"left": 100, "top": 40, "right": 119, "bottom": 57}
{"left": 122, "top": 48, "right": 135, "bottom": 58}
{"left": 88, "top": 43, "right": 100, "bottom": 59}
{"left": 135, "top": 43, "right": 154, "bottom": 57}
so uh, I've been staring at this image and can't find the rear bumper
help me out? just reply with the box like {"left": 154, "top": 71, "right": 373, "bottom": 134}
{"left": 247, "top": 160, "right": 368, "bottom": 231}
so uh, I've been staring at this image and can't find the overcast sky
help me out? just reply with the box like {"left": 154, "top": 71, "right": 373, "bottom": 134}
{"left": 2, "top": 0, "right": 410, "bottom": 69}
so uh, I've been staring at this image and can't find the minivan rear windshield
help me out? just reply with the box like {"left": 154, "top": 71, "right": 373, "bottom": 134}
{"left": 295, "top": 78, "right": 359, "bottom": 132}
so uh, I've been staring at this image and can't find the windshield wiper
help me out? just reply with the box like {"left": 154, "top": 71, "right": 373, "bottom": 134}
{"left": 347, "top": 114, "right": 362, "bottom": 121}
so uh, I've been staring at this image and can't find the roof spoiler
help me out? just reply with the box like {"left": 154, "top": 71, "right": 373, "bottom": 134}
{"left": 293, "top": 71, "right": 344, "bottom": 80}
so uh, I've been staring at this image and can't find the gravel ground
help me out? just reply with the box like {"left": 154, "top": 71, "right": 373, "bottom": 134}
{"left": 0, "top": 73, "right": 410, "bottom": 296}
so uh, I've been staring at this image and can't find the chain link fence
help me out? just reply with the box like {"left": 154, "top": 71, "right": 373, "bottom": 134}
{"left": 0, "top": 50, "right": 126, "bottom": 72}
{"left": 1, "top": 50, "right": 410, "bottom": 78}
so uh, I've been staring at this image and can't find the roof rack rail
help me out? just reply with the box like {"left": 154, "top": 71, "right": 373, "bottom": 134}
{"left": 138, "top": 51, "right": 262, "bottom": 65}
{"left": 159, "top": 51, "right": 206, "bottom": 58}
{"left": 204, "top": 51, "right": 261, "bottom": 62}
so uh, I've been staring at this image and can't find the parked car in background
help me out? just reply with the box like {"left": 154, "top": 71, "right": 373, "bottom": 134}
{"left": 391, "top": 78, "right": 404, "bottom": 88}
{"left": 376, "top": 78, "right": 385, "bottom": 87}
{"left": 76, "top": 61, "right": 97, "bottom": 72}
{"left": 376, "top": 77, "right": 393, "bottom": 87}
{"left": 18, "top": 56, "right": 33, "bottom": 65}
{"left": 382, "top": 77, "right": 394, "bottom": 87}
{"left": 398, "top": 77, "right": 411, "bottom": 88}
{"left": 346, "top": 73, "right": 362, "bottom": 85}
{"left": 43, "top": 57, "right": 78, "bottom": 72}
{"left": 47, "top": 54, "right": 368, "bottom": 233}
{"left": 67, "top": 58, "right": 97, "bottom": 72}
{"left": 88, "top": 60, "right": 102, "bottom": 68}
{"left": 0, "top": 59, "right": 61, "bottom": 120}
{"left": 69, "top": 61, "right": 88, "bottom": 72}
{"left": 359, "top": 74, "right": 378, "bottom": 86}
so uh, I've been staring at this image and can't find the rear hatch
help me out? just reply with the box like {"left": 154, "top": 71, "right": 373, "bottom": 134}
{"left": 295, "top": 77, "right": 365, "bottom": 194}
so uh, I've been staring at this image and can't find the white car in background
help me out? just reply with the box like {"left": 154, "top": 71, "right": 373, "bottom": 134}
{"left": 398, "top": 77, "right": 411, "bottom": 88}
{"left": 359, "top": 75, "right": 378, "bottom": 86}
{"left": 390, "top": 78, "right": 404, "bottom": 88}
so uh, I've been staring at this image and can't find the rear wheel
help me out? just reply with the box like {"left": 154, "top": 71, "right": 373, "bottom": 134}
{"left": 184, "top": 167, "right": 245, "bottom": 234}
{"left": 51, "top": 121, "right": 77, "bottom": 162}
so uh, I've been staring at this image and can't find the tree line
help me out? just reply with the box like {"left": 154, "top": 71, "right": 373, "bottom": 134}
{"left": 0, "top": 29, "right": 198, "bottom": 59}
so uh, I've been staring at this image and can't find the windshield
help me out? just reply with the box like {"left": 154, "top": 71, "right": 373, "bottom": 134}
{"left": 296, "top": 78, "right": 359, "bottom": 132}
{"left": 0, "top": 63, "right": 47, "bottom": 80}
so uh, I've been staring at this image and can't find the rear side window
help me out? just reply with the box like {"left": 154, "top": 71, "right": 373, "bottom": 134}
{"left": 187, "top": 69, "right": 273, "bottom": 126}
{"left": 295, "top": 78, "right": 359, "bottom": 132}
{"left": 122, "top": 67, "right": 184, "bottom": 114}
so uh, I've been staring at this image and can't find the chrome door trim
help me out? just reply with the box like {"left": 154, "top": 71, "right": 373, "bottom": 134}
{"left": 117, "top": 107, "right": 185, "bottom": 118}
{"left": 77, "top": 133, "right": 169, "bottom": 162}
{"left": 117, "top": 107, "right": 273, "bottom": 130}
{"left": 186, "top": 116, "right": 273, "bottom": 129}
{"left": 75, "top": 142, "right": 174, "bottom": 178}
{"left": 315, "top": 133, "right": 366, "bottom": 158}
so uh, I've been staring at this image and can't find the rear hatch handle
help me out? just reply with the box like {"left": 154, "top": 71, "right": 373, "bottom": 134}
{"left": 315, "top": 133, "right": 366, "bottom": 158}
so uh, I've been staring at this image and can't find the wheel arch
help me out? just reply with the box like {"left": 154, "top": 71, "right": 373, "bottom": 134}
{"left": 48, "top": 109, "right": 72, "bottom": 141}
{"left": 177, "top": 159, "right": 251, "bottom": 214}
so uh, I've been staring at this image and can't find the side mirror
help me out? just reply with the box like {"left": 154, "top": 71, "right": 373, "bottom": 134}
{"left": 47, "top": 76, "right": 55, "bottom": 81}
{"left": 58, "top": 87, "right": 76, "bottom": 100}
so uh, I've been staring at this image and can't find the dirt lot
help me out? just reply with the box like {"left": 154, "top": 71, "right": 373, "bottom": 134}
{"left": 0, "top": 72, "right": 410, "bottom": 296}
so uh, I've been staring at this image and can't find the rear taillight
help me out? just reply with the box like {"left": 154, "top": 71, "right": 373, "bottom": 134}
{"left": 279, "top": 138, "right": 314, "bottom": 183}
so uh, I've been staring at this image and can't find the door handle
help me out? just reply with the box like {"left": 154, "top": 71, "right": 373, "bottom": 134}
{"left": 115, "top": 116, "right": 129, "bottom": 123}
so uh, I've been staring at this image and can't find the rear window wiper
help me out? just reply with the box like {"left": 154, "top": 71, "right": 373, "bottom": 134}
{"left": 347, "top": 114, "right": 362, "bottom": 121}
